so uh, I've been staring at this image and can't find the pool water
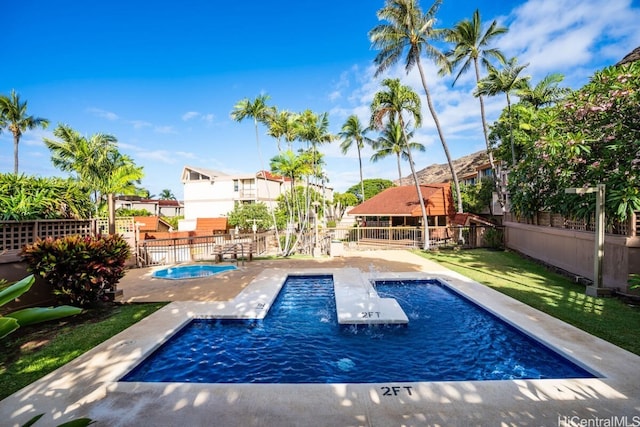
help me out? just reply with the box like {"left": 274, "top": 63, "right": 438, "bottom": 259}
{"left": 122, "top": 275, "right": 595, "bottom": 383}
{"left": 152, "top": 264, "right": 236, "bottom": 280}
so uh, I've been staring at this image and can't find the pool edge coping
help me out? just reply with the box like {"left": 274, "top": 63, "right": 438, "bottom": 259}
{"left": 2, "top": 266, "right": 639, "bottom": 426}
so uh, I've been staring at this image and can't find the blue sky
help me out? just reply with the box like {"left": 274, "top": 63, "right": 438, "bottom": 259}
{"left": 3, "top": 0, "right": 639, "bottom": 198}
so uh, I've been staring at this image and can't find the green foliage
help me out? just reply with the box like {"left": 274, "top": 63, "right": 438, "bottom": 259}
{"left": 21, "top": 235, "right": 131, "bottom": 308}
{"left": 483, "top": 227, "right": 504, "bottom": 250}
{"left": 275, "top": 186, "right": 324, "bottom": 230}
{"left": 629, "top": 274, "right": 640, "bottom": 290}
{"left": 227, "top": 202, "right": 274, "bottom": 233}
{"left": 22, "top": 413, "right": 95, "bottom": 426}
{"left": 115, "top": 208, "right": 152, "bottom": 217}
{"left": 163, "top": 215, "right": 182, "bottom": 230}
{"left": 346, "top": 178, "right": 394, "bottom": 202}
{"left": 460, "top": 177, "right": 495, "bottom": 214}
{"left": 0, "top": 174, "right": 93, "bottom": 220}
{"left": 0, "top": 275, "right": 82, "bottom": 339}
{"left": 500, "top": 62, "right": 640, "bottom": 221}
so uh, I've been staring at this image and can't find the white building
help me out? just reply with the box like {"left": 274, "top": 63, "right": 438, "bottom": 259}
{"left": 179, "top": 166, "right": 334, "bottom": 230}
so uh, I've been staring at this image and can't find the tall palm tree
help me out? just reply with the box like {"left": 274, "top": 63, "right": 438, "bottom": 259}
{"left": 370, "top": 0, "right": 463, "bottom": 213}
{"left": 370, "top": 118, "right": 424, "bottom": 185}
{"left": 517, "top": 73, "right": 569, "bottom": 109}
{"left": 441, "top": 9, "right": 507, "bottom": 208}
{"left": 371, "top": 78, "right": 430, "bottom": 249}
{"left": 44, "top": 124, "right": 144, "bottom": 234}
{"left": 475, "top": 57, "right": 530, "bottom": 165}
{"left": 231, "top": 94, "right": 276, "bottom": 176}
{"left": 231, "top": 95, "right": 282, "bottom": 250}
{"left": 338, "top": 115, "right": 373, "bottom": 202}
{"left": 0, "top": 90, "right": 49, "bottom": 174}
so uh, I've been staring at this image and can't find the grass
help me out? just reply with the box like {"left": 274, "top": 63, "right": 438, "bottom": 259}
{"left": 417, "top": 249, "right": 640, "bottom": 356}
{"left": 0, "top": 302, "right": 166, "bottom": 401}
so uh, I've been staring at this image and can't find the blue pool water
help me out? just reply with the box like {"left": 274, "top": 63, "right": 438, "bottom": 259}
{"left": 152, "top": 264, "right": 236, "bottom": 280}
{"left": 122, "top": 275, "right": 595, "bottom": 383}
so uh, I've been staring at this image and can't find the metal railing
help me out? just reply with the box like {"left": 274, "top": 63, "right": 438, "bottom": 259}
{"left": 137, "top": 232, "right": 269, "bottom": 267}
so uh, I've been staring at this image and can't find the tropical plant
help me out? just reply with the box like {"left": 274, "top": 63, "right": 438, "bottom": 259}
{"left": 370, "top": 119, "right": 424, "bottom": 186}
{"left": 517, "top": 73, "right": 570, "bottom": 109}
{"left": 231, "top": 95, "right": 282, "bottom": 251}
{"left": 227, "top": 202, "right": 274, "bottom": 233}
{"left": 44, "top": 124, "right": 144, "bottom": 233}
{"left": 0, "top": 275, "right": 82, "bottom": 339}
{"left": 158, "top": 189, "right": 176, "bottom": 200}
{"left": 370, "top": 0, "right": 463, "bottom": 213}
{"left": 475, "top": 57, "right": 530, "bottom": 165}
{"left": 338, "top": 115, "right": 373, "bottom": 202}
{"left": 0, "top": 90, "right": 49, "bottom": 174}
{"left": 441, "top": 9, "right": 507, "bottom": 209}
{"left": 331, "top": 192, "right": 360, "bottom": 219}
{"left": 370, "top": 78, "right": 430, "bottom": 249}
{"left": 505, "top": 61, "right": 640, "bottom": 222}
{"left": 22, "top": 234, "right": 131, "bottom": 308}
{"left": 0, "top": 174, "right": 93, "bottom": 220}
{"left": 345, "top": 178, "right": 395, "bottom": 203}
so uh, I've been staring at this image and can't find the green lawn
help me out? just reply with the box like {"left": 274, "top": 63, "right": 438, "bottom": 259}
{"left": 418, "top": 249, "right": 640, "bottom": 356}
{"left": 0, "top": 302, "right": 166, "bottom": 401}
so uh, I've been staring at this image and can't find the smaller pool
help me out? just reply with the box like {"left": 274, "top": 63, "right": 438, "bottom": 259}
{"left": 153, "top": 264, "right": 237, "bottom": 280}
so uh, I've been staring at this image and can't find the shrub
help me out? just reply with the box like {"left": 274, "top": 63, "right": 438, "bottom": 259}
{"left": 483, "top": 227, "right": 504, "bottom": 250}
{"left": 21, "top": 235, "right": 131, "bottom": 308}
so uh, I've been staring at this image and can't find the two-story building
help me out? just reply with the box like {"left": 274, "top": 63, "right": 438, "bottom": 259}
{"left": 179, "top": 166, "right": 334, "bottom": 231}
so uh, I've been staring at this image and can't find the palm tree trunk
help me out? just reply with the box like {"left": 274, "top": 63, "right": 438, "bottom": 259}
{"left": 399, "top": 119, "right": 429, "bottom": 250}
{"left": 474, "top": 59, "right": 505, "bottom": 212}
{"left": 357, "top": 145, "right": 365, "bottom": 202}
{"left": 417, "top": 61, "right": 463, "bottom": 214}
{"left": 253, "top": 118, "right": 282, "bottom": 254}
{"left": 107, "top": 193, "right": 116, "bottom": 235}
{"left": 396, "top": 154, "right": 403, "bottom": 185}
{"left": 13, "top": 134, "right": 20, "bottom": 174}
{"left": 507, "top": 94, "right": 516, "bottom": 165}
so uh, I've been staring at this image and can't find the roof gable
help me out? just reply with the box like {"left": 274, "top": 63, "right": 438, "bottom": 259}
{"left": 349, "top": 184, "right": 454, "bottom": 217}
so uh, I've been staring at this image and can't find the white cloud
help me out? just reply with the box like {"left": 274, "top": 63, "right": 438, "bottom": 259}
{"left": 182, "top": 111, "right": 200, "bottom": 121}
{"left": 129, "top": 120, "right": 152, "bottom": 129}
{"left": 87, "top": 107, "right": 119, "bottom": 121}
{"left": 154, "top": 126, "right": 176, "bottom": 134}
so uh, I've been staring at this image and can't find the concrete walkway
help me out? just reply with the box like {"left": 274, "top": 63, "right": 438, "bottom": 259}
{"left": 1, "top": 249, "right": 639, "bottom": 426}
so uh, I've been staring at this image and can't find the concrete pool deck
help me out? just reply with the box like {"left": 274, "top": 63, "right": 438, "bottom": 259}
{"left": 1, "top": 250, "right": 639, "bottom": 426}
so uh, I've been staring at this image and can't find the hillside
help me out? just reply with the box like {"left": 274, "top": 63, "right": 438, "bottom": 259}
{"left": 396, "top": 150, "right": 489, "bottom": 185}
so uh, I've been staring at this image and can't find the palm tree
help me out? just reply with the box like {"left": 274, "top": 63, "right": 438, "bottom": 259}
{"left": 517, "top": 73, "right": 569, "bottom": 109}
{"left": 441, "top": 9, "right": 507, "bottom": 208}
{"left": 371, "top": 78, "right": 430, "bottom": 249}
{"left": 159, "top": 189, "right": 176, "bottom": 200}
{"left": 231, "top": 95, "right": 282, "bottom": 250}
{"left": 338, "top": 115, "right": 373, "bottom": 202}
{"left": 475, "top": 57, "right": 530, "bottom": 165}
{"left": 370, "top": 118, "right": 424, "bottom": 186}
{"left": 44, "top": 124, "right": 144, "bottom": 234}
{"left": 0, "top": 90, "right": 49, "bottom": 174}
{"left": 370, "top": 0, "right": 463, "bottom": 213}
{"left": 266, "top": 109, "right": 298, "bottom": 151}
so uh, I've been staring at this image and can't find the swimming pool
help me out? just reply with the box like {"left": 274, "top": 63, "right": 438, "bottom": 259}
{"left": 122, "top": 275, "right": 595, "bottom": 383}
{"left": 152, "top": 264, "right": 237, "bottom": 280}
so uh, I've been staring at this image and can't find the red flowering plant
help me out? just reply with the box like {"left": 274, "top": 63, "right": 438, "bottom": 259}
{"left": 21, "top": 234, "right": 131, "bottom": 308}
